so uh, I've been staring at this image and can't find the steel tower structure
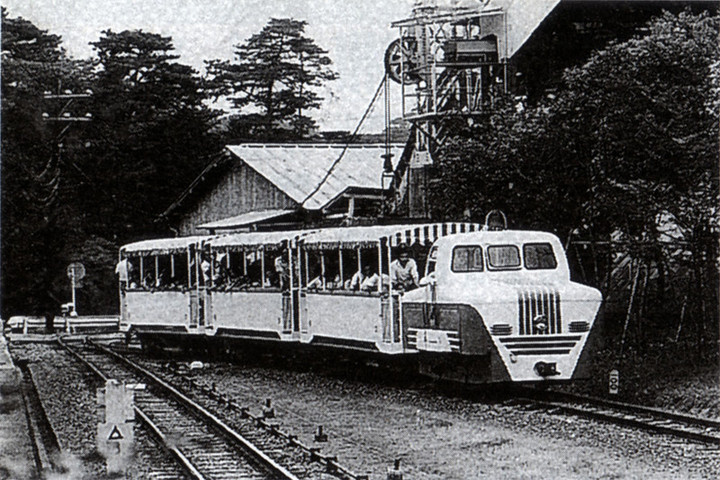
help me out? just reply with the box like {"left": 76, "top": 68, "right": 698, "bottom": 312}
{"left": 384, "top": 0, "right": 559, "bottom": 217}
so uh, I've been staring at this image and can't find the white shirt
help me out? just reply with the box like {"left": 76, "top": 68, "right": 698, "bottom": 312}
{"left": 115, "top": 259, "right": 129, "bottom": 282}
{"left": 391, "top": 258, "right": 419, "bottom": 289}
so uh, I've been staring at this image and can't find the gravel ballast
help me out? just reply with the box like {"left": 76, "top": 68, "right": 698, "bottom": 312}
{"left": 9, "top": 339, "right": 720, "bottom": 479}
{"left": 143, "top": 355, "right": 720, "bottom": 480}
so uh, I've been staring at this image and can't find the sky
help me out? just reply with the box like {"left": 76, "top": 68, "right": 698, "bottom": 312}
{"left": 2, "top": 0, "right": 415, "bottom": 132}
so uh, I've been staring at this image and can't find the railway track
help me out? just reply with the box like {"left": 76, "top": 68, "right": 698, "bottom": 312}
{"left": 16, "top": 359, "right": 64, "bottom": 477}
{"left": 512, "top": 388, "right": 720, "bottom": 447}
{"left": 110, "top": 341, "right": 369, "bottom": 480}
{"left": 57, "top": 337, "right": 314, "bottom": 480}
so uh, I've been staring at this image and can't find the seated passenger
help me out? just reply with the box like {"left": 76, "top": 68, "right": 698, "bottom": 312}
{"left": 361, "top": 272, "right": 382, "bottom": 292}
{"left": 274, "top": 253, "right": 289, "bottom": 290}
{"left": 167, "top": 273, "right": 184, "bottom": 290}
{"left": 349, "top": 264, "right": 383, "bottom": 293}
{"left": 306, "top": 263, "right": 324, "bottom": 290}
{"left": 142, "top": 271, "right": 155, "bottom": 290}
{"left": 264, "top": 270, "right": 277, "bottom": 288}
{"left": 326, "top": 274, "right": 343, "bottom": 290}
{"left": 201, "top": 255, "right": 212, "bottom": 284}
{"left": 348, "top": 264, "right": 372, "bottom": 291}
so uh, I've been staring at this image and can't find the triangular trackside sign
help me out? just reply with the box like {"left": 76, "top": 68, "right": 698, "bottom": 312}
{"left": 108, "top": 425, "right": 124, "bottom": 440}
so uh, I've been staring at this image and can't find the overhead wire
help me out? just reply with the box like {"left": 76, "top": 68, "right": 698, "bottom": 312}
{"left": 301, "top": 75, "right": 387, "bottom": 206}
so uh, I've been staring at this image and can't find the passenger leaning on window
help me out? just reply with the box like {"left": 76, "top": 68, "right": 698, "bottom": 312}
{"left": 115, "top": 258, "right": 129, "bottom": 289}
{"left": 391, "top": 244, "right": 419, "bottom": 291}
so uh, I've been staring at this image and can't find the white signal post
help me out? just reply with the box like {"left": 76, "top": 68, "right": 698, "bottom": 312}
{"left": 71, "top": 270, "right": 76, "bottom": 313}
{"left": 66, "top": 262, "right": 85, "bottom": 314}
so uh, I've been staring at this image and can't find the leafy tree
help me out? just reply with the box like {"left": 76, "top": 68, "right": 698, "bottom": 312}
{"left": 552, "top": 10, "right": 719, "bottom": 240}
{"left": 430, "top": 10, "right": 719, "bottom": 349}
{"left": 83, "top": 29, "right": 222, "bottom": 238}
{"left": 1, "top": 8, "right": 89, "bottom": 320}
{"left": 1, "top": 19, "right": 223, "bottom": 318}
{"left": 207, "top": 18, "right": 337, "bottom": 140}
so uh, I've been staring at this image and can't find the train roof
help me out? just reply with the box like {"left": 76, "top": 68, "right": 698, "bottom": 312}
{"left": 119, "top": 225, "right": 560, "bottom": 255}
{"left": 301, "top": 222, "right": 481, "bottom": 249}
{"left": 121, "top": 236, "right": 212, "bottom": 255}
{"left": 209, "top": 230, "right": 308, "bottom": 250}
{"left": 431, "top": 229, "right": 563, "bottom": 247}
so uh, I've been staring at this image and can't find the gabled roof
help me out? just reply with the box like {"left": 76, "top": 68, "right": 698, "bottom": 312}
{"left": 197, "top": 209, "right": 296, "bottom": 231}
{"left": 226, "top": 143, "right": 402, "bottom": 210}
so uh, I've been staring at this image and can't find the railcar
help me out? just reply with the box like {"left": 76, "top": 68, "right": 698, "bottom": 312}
{"left": 118, "top": 220, "right": 602, "bottom": 384}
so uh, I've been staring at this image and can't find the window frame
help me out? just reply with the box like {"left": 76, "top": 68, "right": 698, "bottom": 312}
{"left": 522, "top": 242, "right": 558, "bottom": 270}
{"left": 486, "top": 244, "right": 522, "bottom": 271}
{"left": 451, "top": 245, "right": 485, "bottom": 273}
{"left": 425, "top": 246, "right": 438, "bottom": 276}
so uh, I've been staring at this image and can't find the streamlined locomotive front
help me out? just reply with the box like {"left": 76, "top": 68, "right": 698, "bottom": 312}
{"left": 402, "top": 230, "right": 602, "bottom": 383}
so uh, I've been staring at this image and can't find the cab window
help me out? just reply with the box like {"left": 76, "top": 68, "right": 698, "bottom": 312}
{"left": 523, "top": 243, "right": 557, "bottom": 270}
{"left": 452, "top": 246, "right": 484, "bottom": 272}
{"left": 487, "top": 245, "right": 521, "bottom": 269}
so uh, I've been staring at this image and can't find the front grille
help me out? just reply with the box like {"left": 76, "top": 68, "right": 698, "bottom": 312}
{"left": 447, "top": 331, "right": 461, "bottom": 351}
{"left": 499, "top": 335, "right": 581, "bottom": 355}
{"left": 517, "top": 288, "right": 561, "bottom": 335}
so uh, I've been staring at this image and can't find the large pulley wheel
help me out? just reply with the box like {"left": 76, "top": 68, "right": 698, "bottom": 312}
{"left": 384, "top": 38, "right": 421, "bottom": 84}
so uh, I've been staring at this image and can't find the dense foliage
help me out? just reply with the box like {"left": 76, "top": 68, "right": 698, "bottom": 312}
{"left": 430, "top": 10, "right": 719, "bottom": 356}
{"left": 1, "top": 11, "right": 222, "bottom": 317}
{"left": 1, "top": 8, "right": 84, "bottom": 319}
{"left": 1, "top": 12, "right": 341, "bottom": 319}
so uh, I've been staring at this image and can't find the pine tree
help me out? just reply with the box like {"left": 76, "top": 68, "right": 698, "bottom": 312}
{"left": 85, "top": 30, "right": 221, "bottom": 237}
{"left": 207, "top": 18, "right": 337, "bottom": 140}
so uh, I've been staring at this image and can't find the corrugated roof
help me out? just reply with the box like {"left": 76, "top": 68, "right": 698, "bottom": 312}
{"left": 225, "top": 144, "right": 402, "bottom": 210}
{"left": 197, "top": 209, "right": 296, "bottom": 231}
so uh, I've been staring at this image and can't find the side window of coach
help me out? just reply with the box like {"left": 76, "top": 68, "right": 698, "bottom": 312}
{"left": 452, "top": 246, "right": 484, "bottom": 272}
{"left": 523, "top": 243, "right": 557, "bottom": 270}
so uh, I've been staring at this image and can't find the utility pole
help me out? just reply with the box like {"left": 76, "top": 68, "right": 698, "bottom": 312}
{"left": 39, "top": 81, "right": 92, "bottom": 332}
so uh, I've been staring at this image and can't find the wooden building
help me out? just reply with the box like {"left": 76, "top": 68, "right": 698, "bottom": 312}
{"left": 161, "top": 143, "right": 404, "bottom": 235}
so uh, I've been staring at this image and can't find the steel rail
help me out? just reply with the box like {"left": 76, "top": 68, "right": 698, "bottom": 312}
{"left": 173, "top": 369, "right": 369, "bottom": 480}
{"left": 107, "top": 339, "right": 369, "bottom": 480}
{"left": 515, "top": 388, "right": 720, "bottom": 446}
{"left": 59, "top": 337, "right": 300, "bottom": 480}
{"left": 57, "top": 338, "right": 206, "bottom": 479}
{"left": 541, "top": 390, "right": 720, "bottom": 430}
{"left": 87, "top": 339, "right": 301, "bottom": 480}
